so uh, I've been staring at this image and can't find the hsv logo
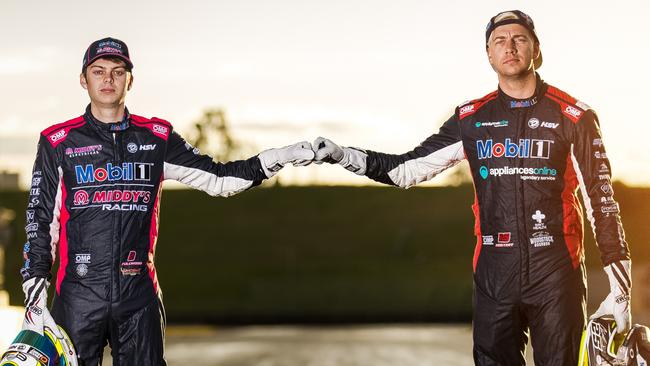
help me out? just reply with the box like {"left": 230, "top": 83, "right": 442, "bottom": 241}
{"left": 477, "top": 138, "right": 553, "bottom": 160}
{"left": 49, "top": 129, "right": 67, "bottom": 143}
{"left": 541, "top": 122, "right": 559, "bottom": 129}
{"left": 75, "top": 163, "right": 152, "bottom": 184}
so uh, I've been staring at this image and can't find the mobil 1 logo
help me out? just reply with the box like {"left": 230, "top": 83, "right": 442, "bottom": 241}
{"left": 477, "top": 138, "right": 554, "bottom": 160}
{"left": 75, "top": 162, "right": 153, "bottom": 184}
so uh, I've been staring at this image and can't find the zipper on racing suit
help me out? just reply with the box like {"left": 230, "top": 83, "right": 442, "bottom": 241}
{"left": 513, "top": 105, "right": 531, "bottom": 288}
{"left": 111, "top": 131, "right": 125, "bottom": 304}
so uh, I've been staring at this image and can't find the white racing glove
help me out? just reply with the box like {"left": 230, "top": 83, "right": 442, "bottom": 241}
{"left": 590, "top": 260, "right": 632, "bottom": 334}
{"left": 312, "top": 137, "right": 368, "bottom": 174}
{"left": 22, "top": 277, "right": 51, "bottom": 335}
{"left": 22, "top": 277, "right": 79, "bottom": 365}
{"left": 258, "top": 141, "right": 315, "bottom": 178}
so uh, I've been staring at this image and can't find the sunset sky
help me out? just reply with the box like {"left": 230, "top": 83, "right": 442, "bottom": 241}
{"left": 1, "top": 0, "right": 648, "bottom": 188}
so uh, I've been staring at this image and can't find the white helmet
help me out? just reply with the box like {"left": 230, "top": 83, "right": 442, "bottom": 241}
{"left": 579, "top": 316, "right": 649, "bottom": 366}
{"left": 0, "top": 325, "right": 77, "bottom": 366}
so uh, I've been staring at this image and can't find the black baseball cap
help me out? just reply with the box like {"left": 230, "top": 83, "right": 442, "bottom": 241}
{"left": 485, "top": 10, "right": 542, "bottom": 69}
{"left": 82, "top": 37, "right": 133, "bottom": 72}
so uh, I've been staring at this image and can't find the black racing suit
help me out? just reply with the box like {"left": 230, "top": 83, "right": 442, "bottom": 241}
{"left": 353, "top": 75, "right": 630, "bottom": 365}
{"left": 21, "top": 106, "right": 268, "bottom": 365}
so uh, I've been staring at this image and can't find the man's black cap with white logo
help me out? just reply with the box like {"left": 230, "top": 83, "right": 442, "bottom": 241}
{"left": 82, "top": 37, "right": 133, "bottom": 72}
{"left": 485, "top": 10, "right": 542, "bottom": 69}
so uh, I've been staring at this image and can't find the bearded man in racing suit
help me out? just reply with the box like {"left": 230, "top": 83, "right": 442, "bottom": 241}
{"left": 20, "top": 37, "right": 314, "bottom": 365}
{"left": 312, "top": 10, "right": 632, "bottom": 366}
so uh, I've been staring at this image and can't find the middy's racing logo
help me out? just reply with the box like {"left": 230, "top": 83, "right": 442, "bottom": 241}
{"left": 75, "top": 163, "right": 152, "bottom": 184}
{"left": 73, "top": 189, "right": 151, "bottom": 212}
{"left": 477, "top": 138, "right": 553, "bottom": 160}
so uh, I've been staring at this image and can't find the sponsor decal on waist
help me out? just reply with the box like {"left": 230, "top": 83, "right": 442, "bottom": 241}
{"left": 74, "top": 253, "right": 91, "bottom": 277}
{"left": 532, "top": 210, "right": 547, "bottom": 230}
{"left": 75, "top": 253, "right": 91, "bottom": 264}
{"left": 121, "top": 250, "right": 143, "bottom": 276}
{"left": 530, "top": 232, "right": 554, "bottom": 247}
{"left": 495, "top": 232, "right": 513, "bottom": 247}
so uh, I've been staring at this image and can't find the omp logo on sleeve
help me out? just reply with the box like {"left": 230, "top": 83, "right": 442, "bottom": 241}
{"left": 75, "top": 163, "right": 152, "bottom": 184}
{"left": 49, "top": 129, "right": 67, "bottom": 143}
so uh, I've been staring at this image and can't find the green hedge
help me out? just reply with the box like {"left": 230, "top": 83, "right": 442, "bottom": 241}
{"left": 0, "top": 183, "right": 646, "bottom": 323}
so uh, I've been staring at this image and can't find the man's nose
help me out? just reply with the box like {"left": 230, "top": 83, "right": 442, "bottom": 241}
{"left": 103, "top": 73, "right": 114, "bottom": 83}
{"left": 505, "top": 39, "right": 517, "bottom": 54}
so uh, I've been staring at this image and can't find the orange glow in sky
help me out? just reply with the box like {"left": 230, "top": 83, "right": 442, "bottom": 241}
{"left": 1, "top": 1, "right": 649, "bottom": 187}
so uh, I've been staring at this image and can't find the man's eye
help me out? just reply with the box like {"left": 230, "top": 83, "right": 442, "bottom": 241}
{"left": 114, "top": 71, "right": 124, "bottom": 76}
{"left": 93, "top": 70, "right": 103, "bottom": 75}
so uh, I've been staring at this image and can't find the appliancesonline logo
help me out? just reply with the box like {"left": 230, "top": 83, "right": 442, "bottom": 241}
{"left": 479, "top": 165, "right": 557, "bottom": 180}
{"left": 75, "top": 163, "right": 152, "bottom": 184}
{"left": 477, "top": 138, "right": 553, "bottom": 160}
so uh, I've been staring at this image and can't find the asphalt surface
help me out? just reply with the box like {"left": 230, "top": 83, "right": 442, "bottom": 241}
{"left": 102, "top": 324, "right": 536, "bottom": 365}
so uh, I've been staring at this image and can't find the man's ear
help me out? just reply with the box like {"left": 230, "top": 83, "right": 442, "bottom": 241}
{"left": 80, "top": 73, "right": 88, "bottom": 90}
{"left": 127, "top": 73, "right": 134, "bottom": 91}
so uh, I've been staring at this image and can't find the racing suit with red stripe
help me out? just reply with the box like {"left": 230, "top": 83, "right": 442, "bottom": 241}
{"left": 352, "top": 75, "right": 630, "bottom": 365}
{"left": 21, "top": 106, "right": 268, "bottom": 365}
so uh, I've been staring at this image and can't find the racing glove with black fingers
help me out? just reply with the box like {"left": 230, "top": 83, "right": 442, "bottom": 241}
{"left": 591, "top": 260, "right": 632, "bottom": 334}
{"left": 258, "top": 141, "right": 315, "bottom": 178}
{"left": 312, "top": 137, "right": 368, "bottom": 174}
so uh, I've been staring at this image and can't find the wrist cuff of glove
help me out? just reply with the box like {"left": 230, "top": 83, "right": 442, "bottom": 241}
{"left": 339, "top": 147, "right": 368, "bottom": 175}
{"left": 258, "top": 150, "right": 282, "bottom": 178}
{"left": 605, "top": 260, "right": 632, "bottom": 294}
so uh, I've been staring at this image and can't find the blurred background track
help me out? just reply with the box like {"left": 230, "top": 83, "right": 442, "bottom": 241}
{"left": 1, "top": 185, "right": 648, "bottom": 324}
{"left": 105, "top": 324, "right": 481, "bottom": 365}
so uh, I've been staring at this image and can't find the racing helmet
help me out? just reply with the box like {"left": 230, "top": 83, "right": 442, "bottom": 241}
{"left": 580, "top": 316, "right": 649, "bottom": 366}
{"left": 0, "top": 326, "right": 77, "bottom": 366}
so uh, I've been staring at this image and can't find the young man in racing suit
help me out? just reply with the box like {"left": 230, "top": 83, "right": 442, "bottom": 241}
{"left": 312, "top": 10, "right": 632, "bottom": 366}
{"left": 20, "top": 37, "right": 314, "bottom": 365}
